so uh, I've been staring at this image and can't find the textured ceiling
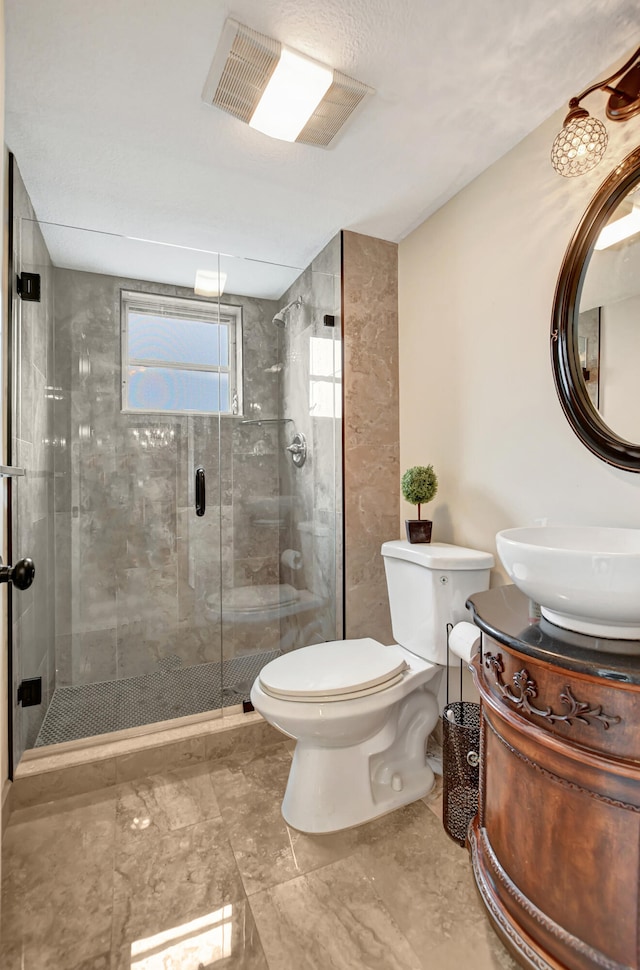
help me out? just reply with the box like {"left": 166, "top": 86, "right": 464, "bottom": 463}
{"left": 5, "top": 0, "right": 640, "bottom": 297}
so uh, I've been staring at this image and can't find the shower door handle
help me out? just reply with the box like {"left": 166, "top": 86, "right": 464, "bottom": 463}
{"left": 195, "top": 466, "right": 206, "bottom": 517}
{"left": 0, "top": 556, "right": 35, "bottom": 590}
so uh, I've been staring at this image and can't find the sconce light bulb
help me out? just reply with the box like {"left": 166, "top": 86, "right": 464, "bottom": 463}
{"left": 551, "top": 112, "right": 608, "bottom": 178}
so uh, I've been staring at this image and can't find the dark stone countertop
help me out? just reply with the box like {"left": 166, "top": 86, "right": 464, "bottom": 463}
{"left": 467, "top": 584, "right": 640, "bottom": 686}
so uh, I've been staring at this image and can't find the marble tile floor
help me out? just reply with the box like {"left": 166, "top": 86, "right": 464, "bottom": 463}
{"left": 1, "top": 738, "right": 518, "bottom": 970}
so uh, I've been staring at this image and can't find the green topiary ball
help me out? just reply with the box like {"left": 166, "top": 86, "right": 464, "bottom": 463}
{"left": 401, "top": 465, "right": 438, "bottom": 507}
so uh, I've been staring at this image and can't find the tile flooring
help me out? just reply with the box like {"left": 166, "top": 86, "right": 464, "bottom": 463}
{"left": 36, "top": 652, "right": 278, "bottom": 747}
{"left": 1, "top": 738, "right": 518, "bottom": 969}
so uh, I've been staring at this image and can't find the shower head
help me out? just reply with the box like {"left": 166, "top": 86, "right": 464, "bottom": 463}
{"left": 272, "top": 297, "right": 302, "bottom": 327}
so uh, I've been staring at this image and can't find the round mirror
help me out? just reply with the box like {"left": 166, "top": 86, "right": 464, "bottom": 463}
{"left": 551, "top": 144, "right": 640, "bottom": 471}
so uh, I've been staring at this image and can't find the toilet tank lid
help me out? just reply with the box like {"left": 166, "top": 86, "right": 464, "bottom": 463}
{"left": 381, "top": 540, "right": 494, "bottom": 570}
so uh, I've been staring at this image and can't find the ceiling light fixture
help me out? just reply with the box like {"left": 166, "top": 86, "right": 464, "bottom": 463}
{"left": 202, "top": 19, "right": 373, "bottom": 148}
{"left": 250, "top": 48, "right": 333, "bottom": 142}
{"left": 551, "top": 42, "right": 640, "bottom": 178}
{"left": 194, "top": 270, "right": 227, "bottom": 297}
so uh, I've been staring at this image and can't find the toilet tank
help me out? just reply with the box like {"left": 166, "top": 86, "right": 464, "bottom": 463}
{"left": 381, "top": 540, "right": 494, "bottom": 665}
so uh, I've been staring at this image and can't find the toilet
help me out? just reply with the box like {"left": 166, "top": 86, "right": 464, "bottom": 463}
{"left": 250, "top": 539, "right": 494, "bottom": 834}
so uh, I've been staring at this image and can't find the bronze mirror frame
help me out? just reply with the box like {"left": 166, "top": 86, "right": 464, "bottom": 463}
{"left": 551, "top": 144, "right": 640, "bottom": 472}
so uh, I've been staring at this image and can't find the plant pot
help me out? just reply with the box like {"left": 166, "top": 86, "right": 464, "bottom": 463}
{"left": 405, "top": 519, "right": 432, "bottom": 543}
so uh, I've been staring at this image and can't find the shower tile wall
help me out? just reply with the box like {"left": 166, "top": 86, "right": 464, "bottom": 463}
{"left": 53, "top": 269, "right": 283, "bottom": 686}
{"left": 278, "top": 234, "right": 343, "bottom": 649}
{"left": 342, "top": 231, "right": 399, "bottom": 644}
{"left": 11, "top": 162, "right": 57, "bottom": 760}
{"left": 276, "top": 231, "right": 399, "bottom": 650}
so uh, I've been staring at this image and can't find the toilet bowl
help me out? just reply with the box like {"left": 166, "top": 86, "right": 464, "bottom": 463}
{"left": 251, "top": 540, "right": 494, "bottom": 834}
{"left": 251, "top": 638, "right": 441, "bottom": 832}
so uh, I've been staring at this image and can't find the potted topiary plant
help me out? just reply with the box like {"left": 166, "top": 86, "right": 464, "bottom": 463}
{"left": 401, "top": 464, "right": 438, "bottom": 543}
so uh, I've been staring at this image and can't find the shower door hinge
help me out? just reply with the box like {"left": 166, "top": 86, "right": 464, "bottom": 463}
{"left": 17, "top": 677, "right": 42, "bottom": 707}
{"left": 17, "top": 272, "right": 41, "bottom": 302}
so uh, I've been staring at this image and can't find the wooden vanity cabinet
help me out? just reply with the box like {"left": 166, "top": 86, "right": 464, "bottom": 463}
{"left": 467, "top": 585, "right": 640, "bottom": 970}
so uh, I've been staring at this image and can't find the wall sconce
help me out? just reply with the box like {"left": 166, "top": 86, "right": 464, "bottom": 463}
{"left": 202, "top": 19, "right": 373, "bottom": 148}
{"left": 551, "top": 42, "right": 640, "bottom": 177}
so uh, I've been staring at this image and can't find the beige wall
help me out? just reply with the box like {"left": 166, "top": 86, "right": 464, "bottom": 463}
{"left": 599, "top": 295, "right": 640, "bottom": 439}
{"left": 399, "top": 85, "right": 640, "bottom": 583}
{"left": 343, "top": 230, "right": 399, "bottom": 642}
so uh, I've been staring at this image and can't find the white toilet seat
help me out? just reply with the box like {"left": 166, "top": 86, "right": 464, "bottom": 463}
{"left": 258, "top": 638, "right": 410, "bottom": 703}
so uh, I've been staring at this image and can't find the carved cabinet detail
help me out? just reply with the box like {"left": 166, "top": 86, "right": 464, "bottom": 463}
{"left": 467, "top": 585, "right": 640, "bottom": 970}
{"left": 484, "top": 651, "right": 621, "bottom": 730}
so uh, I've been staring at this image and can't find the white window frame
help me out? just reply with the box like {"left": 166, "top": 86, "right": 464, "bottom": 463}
{"left": 309, "top": 334, "right": 342, "bottom": 418}
{"left": 121, "top": 290, "right": 243, "bottom": 416}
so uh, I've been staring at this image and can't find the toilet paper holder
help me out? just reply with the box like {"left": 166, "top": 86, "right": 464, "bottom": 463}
{"left": 441, "top": 621, "right": 482, "bottom": 846}
{"left": 445, "top": 621, "right": 482, "bottom": 710}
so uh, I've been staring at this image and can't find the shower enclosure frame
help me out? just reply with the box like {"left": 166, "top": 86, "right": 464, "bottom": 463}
{"left": 6, "top": 154, "right": 18, "bottom": 779}
{"left": 5, "top": 159, "right": 344, "bottom": 774}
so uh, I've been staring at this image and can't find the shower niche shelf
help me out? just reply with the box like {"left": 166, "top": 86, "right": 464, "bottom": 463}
{"left": 240, "top": 417, "right": 293, "bottom": 427}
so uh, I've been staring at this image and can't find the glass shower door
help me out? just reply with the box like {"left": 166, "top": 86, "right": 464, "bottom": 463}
{"left": 9, "top": 174, "right": 57, "bottom": 769}
{"left": 8, "top": 204, "right": 232, "bottom": 762}
{"left": 39, "top": 246, "right": 229, "bottom": 747}
{"left": 219, "top": 241, "right": 343, "bottom": 704}
{"left": 8, "top": 167, "right": 342, "bottom": 769}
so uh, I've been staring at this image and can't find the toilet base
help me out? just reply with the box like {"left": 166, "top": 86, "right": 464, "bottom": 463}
{"left": 281, "top": 687, "right": 439, "bottom": 833}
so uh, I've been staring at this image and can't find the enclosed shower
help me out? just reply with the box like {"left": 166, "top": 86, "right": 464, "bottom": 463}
{"left": 8, "top": 157, "right": 343, "bottom": 770}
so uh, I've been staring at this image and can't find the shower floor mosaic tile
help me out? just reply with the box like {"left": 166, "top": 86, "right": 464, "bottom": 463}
{"left": 35, "top": 651, "right": 279, "bottom": 747}
{"left": 1, "top": 739, "right": 518, "bottom": 970}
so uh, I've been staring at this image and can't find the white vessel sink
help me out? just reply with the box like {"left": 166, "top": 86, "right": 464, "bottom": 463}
{"left": 496, "top": 526, "right": 640, "bottom": 640}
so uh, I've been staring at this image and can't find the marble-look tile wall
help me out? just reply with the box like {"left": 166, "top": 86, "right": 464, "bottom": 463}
{"left": 10, "top": 161, "right": 57, "bottom": 760}
{"left": 10, "top": 214, "right": 384, "bottom": 747}
{"left": 277, "top": 230, "right": 399, "bottom": 647}
{"left": 278, "top": 234, "right": 343, "bottom": 648}
{"left": 342, "top": 231, "right": 399, "bottom": 643}
{"left": 53, "top": 269, "right": 284, "bottom": 684}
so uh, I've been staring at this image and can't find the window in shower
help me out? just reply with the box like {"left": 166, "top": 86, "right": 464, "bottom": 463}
{"left": 309, "top": 335, "right": 342, "bottom": 418}
{"left": 121, "top": 290, "right": 243, "bottom": 414}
